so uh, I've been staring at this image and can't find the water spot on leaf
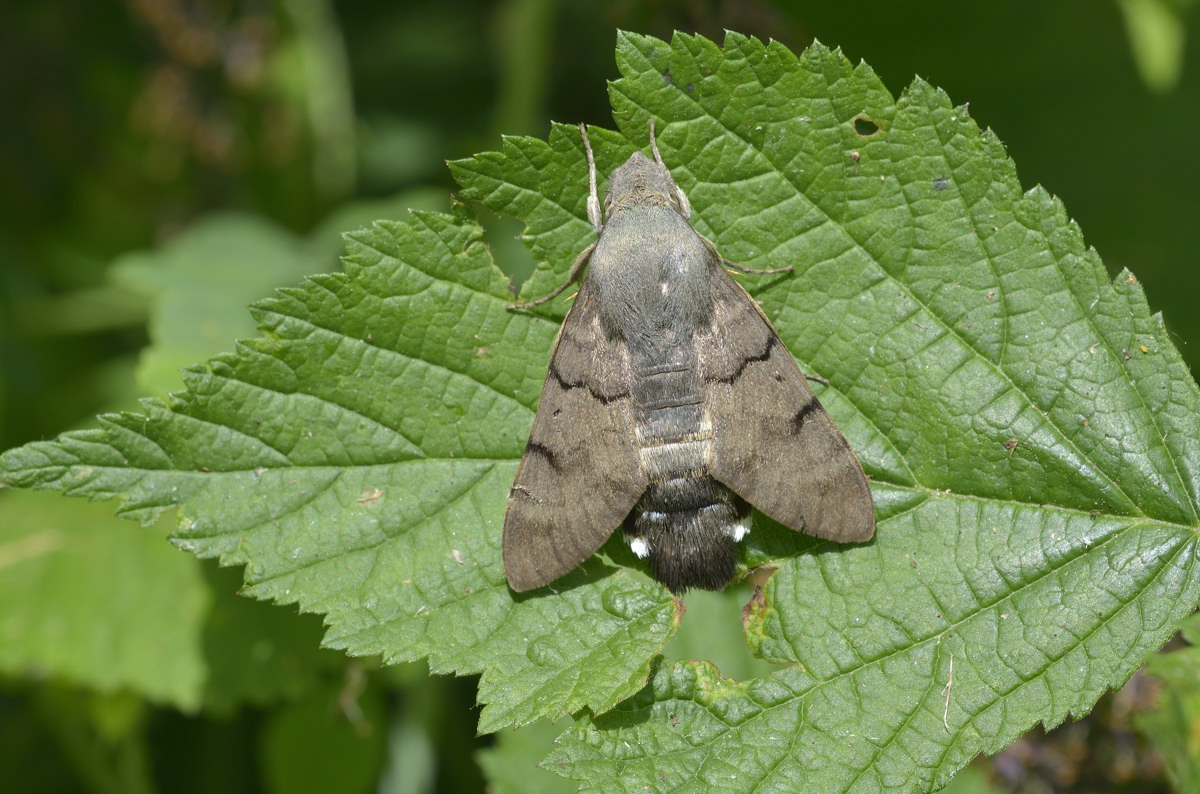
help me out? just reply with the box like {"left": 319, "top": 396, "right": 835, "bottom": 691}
{"left": 526, "top": 635, "right": 567, "bottom": 666}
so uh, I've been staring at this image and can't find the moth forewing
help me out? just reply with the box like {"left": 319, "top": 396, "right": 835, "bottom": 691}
{"left": 502, "top": 278, "right": 646, "bottom": 591}
{"left": 502, "top": 122, "right": 874, "bottom": 594}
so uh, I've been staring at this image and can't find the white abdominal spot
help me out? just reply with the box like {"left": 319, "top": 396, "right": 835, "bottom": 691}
{"left": 728, "top": 518, "right": 751, "bottom": 543}
{"left": 629, "top": 536, "right": 650, "bottom": 558}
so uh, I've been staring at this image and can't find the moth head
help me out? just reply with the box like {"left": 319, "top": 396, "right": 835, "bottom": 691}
{"left": 604, "top": 152, "right": 692, "bottom": 219}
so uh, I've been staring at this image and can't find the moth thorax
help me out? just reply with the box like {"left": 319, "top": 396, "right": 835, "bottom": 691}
{"left": 623, "top": 476, "right": 751, "bottom": 593}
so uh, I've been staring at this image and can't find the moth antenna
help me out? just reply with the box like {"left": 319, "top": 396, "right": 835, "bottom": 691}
{"left": 509, "top": 127, "right": 606, "bottom": 312}
{"left": 649, "top": 119, "right": 664, "bottom": 166}
{"left": 508, "top": 281, "right": 572, "bottom": 310}
{"left": 649, "top": 119, "right": 692, "bottom": 219}
{"left": 580, "top": 123, "right": 602, "bottom": 232}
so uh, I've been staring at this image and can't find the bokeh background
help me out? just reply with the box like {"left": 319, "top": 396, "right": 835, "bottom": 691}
{"left": 2, "top": 1, "right": 1197, "bottom": 792}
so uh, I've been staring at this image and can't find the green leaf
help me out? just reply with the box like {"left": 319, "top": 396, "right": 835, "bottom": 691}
{"left": 477, "top": 718, "right": 580, "bottom": 794}
{"left": 0, "top": 491, "right": 209, "bottom": 709}
{"left": 0, "top": 489, "right": 344, "bottom": 714}
{"left": 259, "top": 677, "right": 387, "bottom": 794}
{"left": 662, "top": 589, "right": 778, "bottom": 683}
{"left": 111, "top": 196, "right": 447, "bottom": 398}
{"left": 1115, "top": 0, "right": 1196, "bottom": 93}
{"left": 3, "top": 28, "right": 1200, "bottom": 793}
{"left": 199, "top": 563, "right": 340, "bottom": 714}
{"left": 110, "top": 212, "right": 318, "bottom": 397}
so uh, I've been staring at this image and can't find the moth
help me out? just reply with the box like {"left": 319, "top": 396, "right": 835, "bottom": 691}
{"left": 503, "top": 122, "right": 874, "bottom": 594}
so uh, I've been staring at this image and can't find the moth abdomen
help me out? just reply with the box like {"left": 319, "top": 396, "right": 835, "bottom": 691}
{"left": 626, "top": 352, "right": 748, "bottom": 592}
{"left": 624, "top": 475, "right": 751, "bottom": 593}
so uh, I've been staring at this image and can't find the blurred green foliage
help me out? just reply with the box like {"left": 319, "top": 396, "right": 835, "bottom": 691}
{"left": 1135, "top": 615, "right": 1200, "bottom": 792}
{"left": 1, "top": 1, "right": 1197, "bottom": 792}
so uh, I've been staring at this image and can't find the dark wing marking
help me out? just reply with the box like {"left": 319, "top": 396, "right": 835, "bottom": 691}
{"left": 503, "top": 279, "right": 647, "bottom": 591}
{"left": 700, "top": 263, "right": 874, "bottom": 543}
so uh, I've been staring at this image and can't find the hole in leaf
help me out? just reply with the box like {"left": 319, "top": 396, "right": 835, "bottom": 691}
{"left": 853, "top": 116, "right": 881, "bottom": 137}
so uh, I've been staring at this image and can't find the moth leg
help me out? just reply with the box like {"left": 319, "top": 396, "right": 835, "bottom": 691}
{"left": 722, "top": 257, "right": 793, "bottom": 276}
{"left": 506, "top": 242, "right": 596, "bottom": 310}
{"left": 693, "top": 233, "right": 794, "bottom": 276}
